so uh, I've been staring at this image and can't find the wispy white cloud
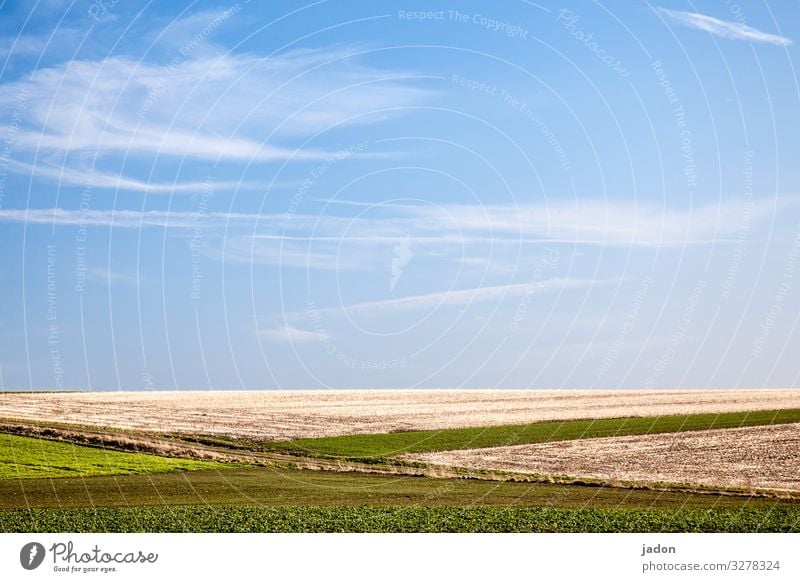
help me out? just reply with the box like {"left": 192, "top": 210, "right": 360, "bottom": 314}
{"left": 2, "top": 196, "right": 791, "bottom": 237}
{"left": 655, "top": 7, "right": 793, "bottom": 46}
{"left": 0, "top": 207, "right": 260, "bottom": 229}
{"left": 2, "top": 196, "right": 793, "bottom": 277}
{"left": 396, "top": 198, "right": 791, "bottom": 246}
{"left": 321, "top": 277, "right": 620, "bottom": 316}
{"left": 228, "top": 196, "right": 796, "bottom": 276}
{"left": 259, "top": 324, "right": 324, "bottom": 344}
{"left": 4, "top": 159, "right": 258, "bottom": 194}
{"left": 0, "top": 46, "right": 433, "bottom": 162}
{"left": 85, "top": 267, "right": 142, "bottom": 286}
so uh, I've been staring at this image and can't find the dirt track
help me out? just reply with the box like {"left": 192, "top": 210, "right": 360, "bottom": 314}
{"left": 408, "top": 423, "right": 800, "bottom": 492}
{"left": 1, "top": 389, "right": 799, "bottom": 441}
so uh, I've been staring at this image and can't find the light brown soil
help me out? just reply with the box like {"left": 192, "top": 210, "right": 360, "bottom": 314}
{"left": 1, "top": 389, "right": 799, "bottom": 441}
{"left": 408, "top": 423, "right": 800, "bottom": 492}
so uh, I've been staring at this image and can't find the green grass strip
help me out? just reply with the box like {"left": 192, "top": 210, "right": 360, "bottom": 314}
{"left": 0, "top": 433, "right": 226, "bottom": 480}
{"left": 264, "top": 408, "right": 800, "bottom": 459}
{"left": 3, "top": 467, "right": 795, "bottom": 511}
{"left": 1, "top": 505, "right": 798, "bottom": 533}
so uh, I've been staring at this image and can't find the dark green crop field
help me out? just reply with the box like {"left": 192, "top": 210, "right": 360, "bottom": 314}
{"left": 262, "top": 408, "right": 800, "bottom": 460}
{"left": 1, "top": 467, "right": 795, "bottom": 511}
{"left": 2, "top": 505, "right": 798, "bottom": 533}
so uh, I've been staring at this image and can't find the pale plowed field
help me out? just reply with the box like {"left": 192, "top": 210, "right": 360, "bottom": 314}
{"left": 1, "top": 389, "right": 799, "bottom": 441}
{"left": 408, "top": 423, "right": 800, "bottom": 492}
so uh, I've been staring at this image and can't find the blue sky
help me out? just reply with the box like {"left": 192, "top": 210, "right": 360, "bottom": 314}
{"left": 0, "top": 0, "right": 798, "bottom": 390}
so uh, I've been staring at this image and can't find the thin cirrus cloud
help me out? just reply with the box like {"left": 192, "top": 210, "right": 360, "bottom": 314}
{"left": 3, "top": 159, "right": 260, "bottom": 194}
{"left": 397, "top": 198, "right": 791, "bottom": 246}
{"left": 230, "top": 196, "right": 791, "bottom": 270}
{"left": 262, "top": 276, "right": 617, "bottom": 341}
{"left": 655, "top": 7, "right": 793, "bottom": 46}
{"left": 0, "top": 45, "right": 434, "bottom": 163}
{"left": 0, "top": 207, "right": 263, "bottom": 229}
{"left": 259, "top": 325, "right": 324, "bottom": 344}
{"left": 85, "top": 267, "right": 142, "bottom": 286}
{"left": 319, "top": 277, "right": 621, "bottom": 317}
{"left": 3, "top": 195, "right": 790, "bottom": 249}
{"left": 204, "top": 195, "right": 794, "bottom": 280}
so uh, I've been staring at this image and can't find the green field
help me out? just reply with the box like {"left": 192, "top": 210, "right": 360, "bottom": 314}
{"left": 0, "top": 433, "right": 225, "bottom": 479}
{"left": 3, "top": 464, "right": 797, "bottom": 532}
{"left": 2, "top": 408, "right": 799, "bottom": 532}
{"left": 3, "top": 466, "right": 794, "bottom": 510}
{"left": 2, "top": 505, "right": 798, "bottom": 533}
{"left": 262, "top": 408, "right": 800, "bottom": 460}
